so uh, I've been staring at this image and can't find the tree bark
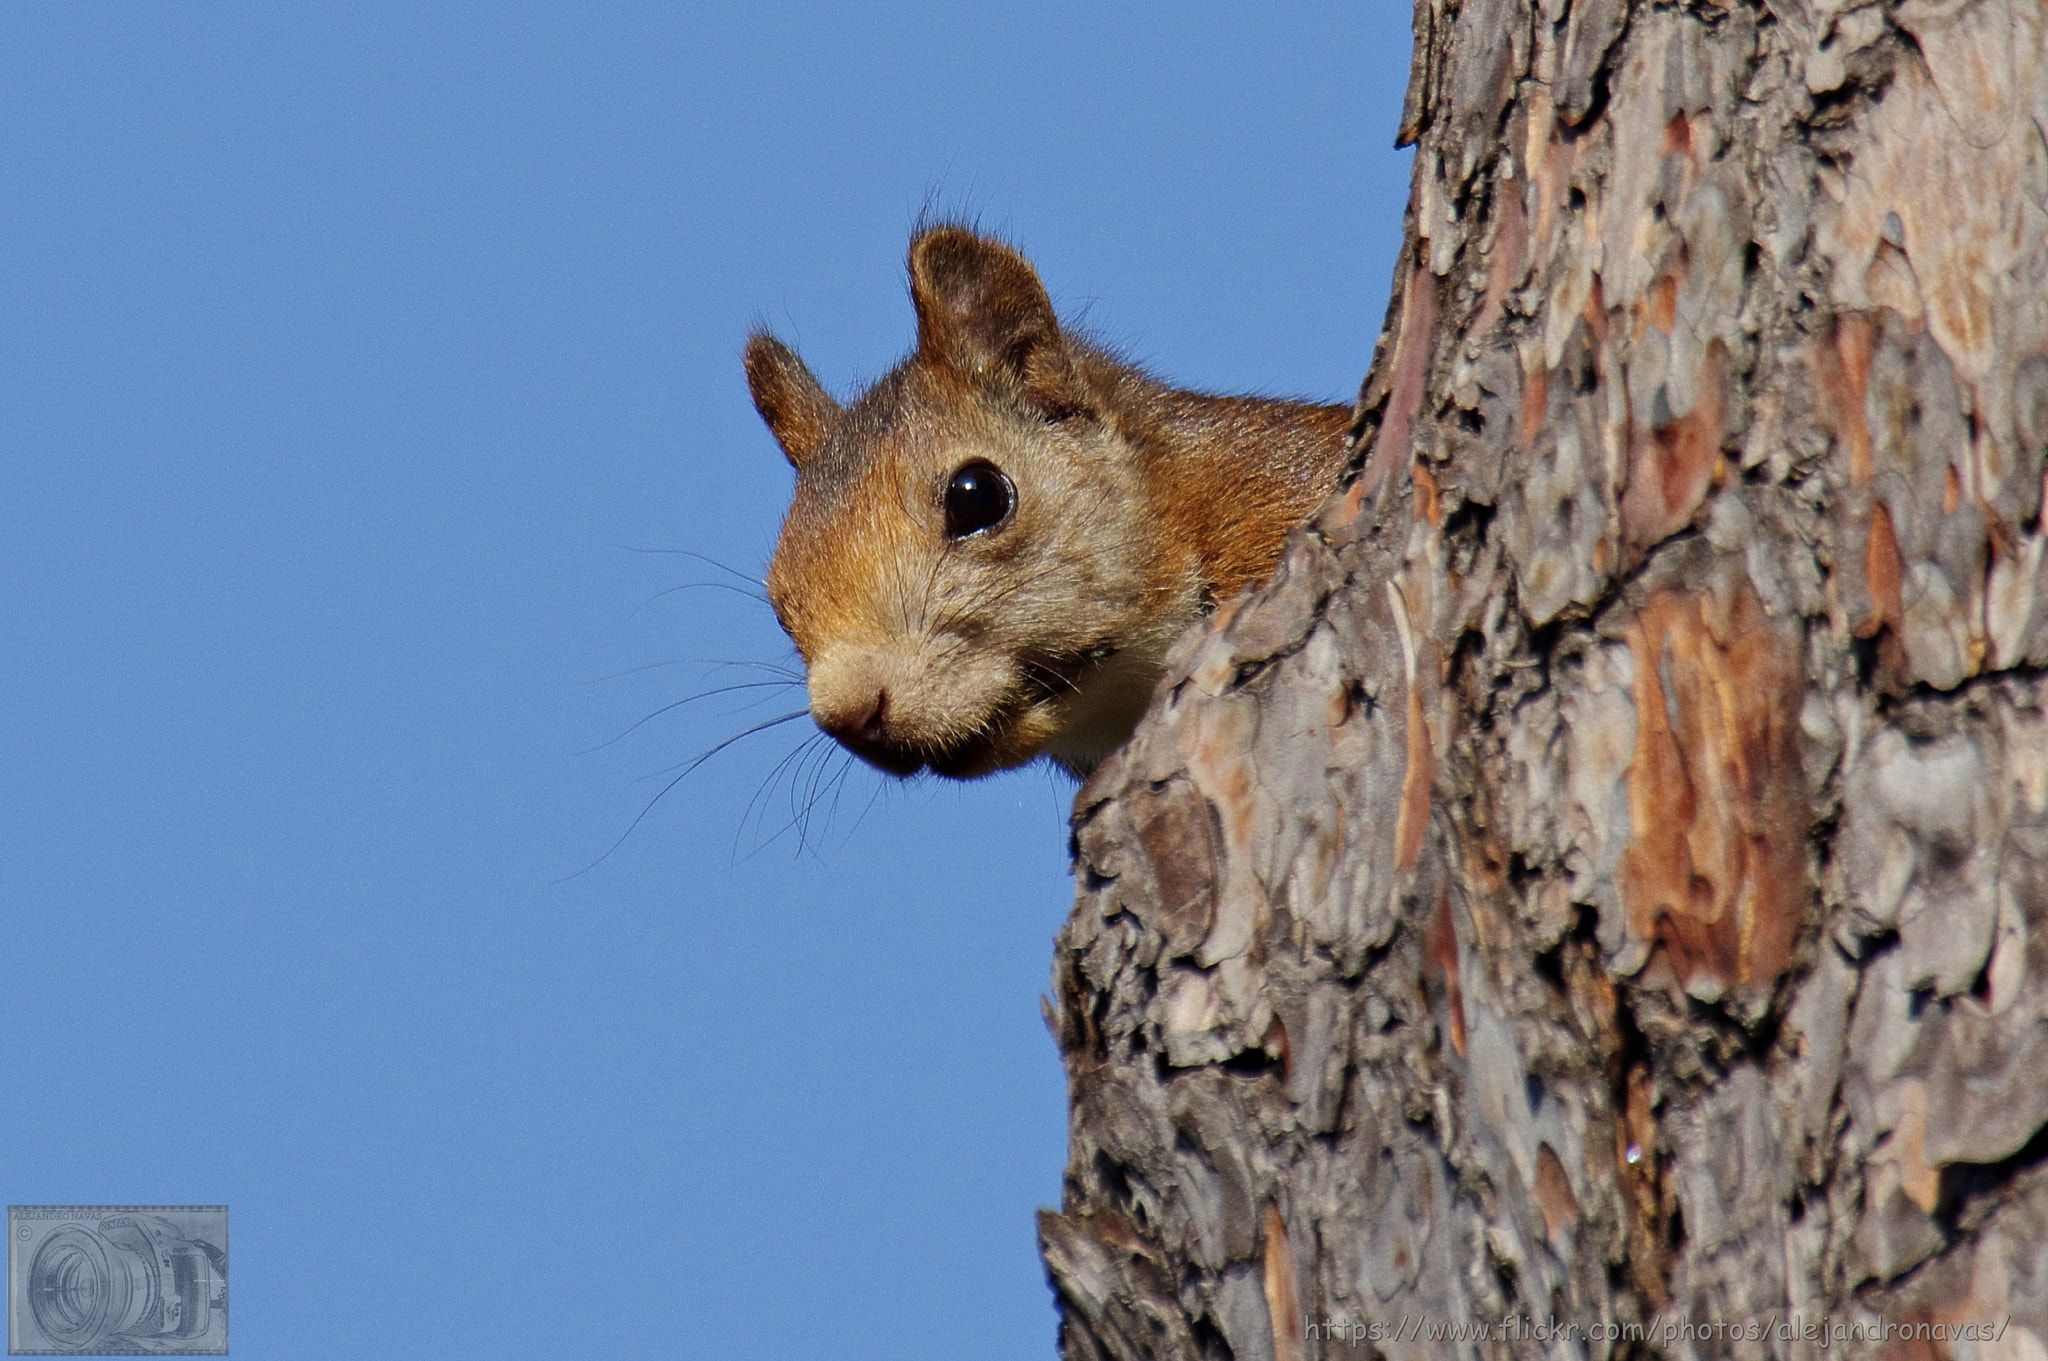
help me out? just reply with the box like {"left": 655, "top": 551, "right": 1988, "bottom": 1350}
{"left": 1038, "top": 2, "right": 2048, "bottom": 1357}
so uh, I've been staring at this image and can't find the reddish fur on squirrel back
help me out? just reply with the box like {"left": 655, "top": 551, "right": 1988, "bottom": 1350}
{"left": 746, "top": 225, "right": 1350, "bottom": 779}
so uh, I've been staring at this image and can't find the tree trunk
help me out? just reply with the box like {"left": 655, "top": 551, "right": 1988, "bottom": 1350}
{"left": 1038, "top": 2, "right": 2048, "bottom": 1357}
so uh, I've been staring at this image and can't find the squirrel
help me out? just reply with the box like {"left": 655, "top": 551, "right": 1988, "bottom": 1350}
{"left": 744, "top": 225, "right": 1352, "bottom": 780}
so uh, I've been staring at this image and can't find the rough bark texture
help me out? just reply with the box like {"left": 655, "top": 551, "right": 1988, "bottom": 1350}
{"left": 1039, "top": 2, "right": 2048, "bottom": 1357}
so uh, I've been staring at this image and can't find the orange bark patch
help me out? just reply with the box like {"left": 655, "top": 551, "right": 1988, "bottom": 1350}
{"left": 1623, "top": 1064, "right": 1656, "bottom": 1165}
{"left": 1821, "top": 313, "right": 1877, "bottom": 484}
{"left": 1127, "top": 779, "right": 1220, "bottom": 959}
{"left": 1519, "top": 359, "right": 1550, "bottom": 451}
{"left": 1325, "top": 681, "right": 1354, "bottom": 732}
{"left": 1618, "top": 580, "right": 1807, "bottom": 997}
{"left": 1851, "top": 498, "right": 1908, "bottom": 690}
{"left": 1525, "top": 86, "right": 1577, "bottom": 249}
{"left": 1363, "top": 264, "right": 1439, "bottom": 494}
{"left": 1322, "top": 477, "right": 1369, "bottom": 529}
{"left": 1661, "top": 111, "right": 1693, "bottom": 157}
{"left": 1261, "top": 1013, "right": 1292, "bottom": 1082}
{"left": 1471, "top": 185, "right": 1529, "bottom": 344}
{"left": 1262, "top": 1206, "right": 1306, "bottom": 1361}
{"left": 1192, "top": 740, "right": 1258, "bottom": 862}
{"left": 1617, "top": 1061, "right": 1670, "bottom": 1303}
{"left": 1534, "top": 1143, "right": 1581, "bottom": 1240}
{"left": 1412, "top": 458, "right": 1442, "bottom": 526}
{"left": 1621, "top": 343, "right": 1726, "bottom": 552}
{"left": 1568, "top": 949, "right": 1620, "bottom": 1064}
{"left": 1862, "top": 500, "right": 1906, "bottom": 638}
{"left": 1583, "top": 274, "right": 1608, "bottom": 344}
{"left": 1425, "top": 890, "right": 1466, "bottom": 1058}
{"left": 1394, "top": 683, "right": 1435, "bottom": 872}
{"left": 1891, "top": 1083, "right": 1939, "bottom": 1213}
{"left": 1646, "top": 274, "right": 1678, "bottom": 335}
{"left": 1462, "top": 834, "right": 1508, "bottom": 896}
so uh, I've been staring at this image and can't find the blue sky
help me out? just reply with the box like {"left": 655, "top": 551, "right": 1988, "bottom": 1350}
{"left": 1, "top": 6, "right": 1412, "bottom": 1358}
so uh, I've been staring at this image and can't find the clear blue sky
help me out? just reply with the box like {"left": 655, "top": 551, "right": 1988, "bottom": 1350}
{"left": 1, "top": 6, "right": 1412, "bottom": 1358}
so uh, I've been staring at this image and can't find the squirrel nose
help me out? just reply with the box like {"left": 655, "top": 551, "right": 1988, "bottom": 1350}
{"left": 820, "top": 687, "right": 890, "bottom": 746}
{"left": 810, "top": 676, "right": 893, "bottom": 746}
{"left": 806, "top": 650, "right": 925, "bottom": 776}
{"left": 857, "top": 689, "right": 890, "bottom": 744}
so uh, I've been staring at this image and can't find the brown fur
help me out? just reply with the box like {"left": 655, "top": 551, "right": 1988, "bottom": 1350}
{"left": 746, "top": 225, "right": 1350, "bottom": 779}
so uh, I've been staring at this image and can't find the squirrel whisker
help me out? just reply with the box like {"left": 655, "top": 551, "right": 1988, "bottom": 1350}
{"left": 575, "top": 679, "right": 804, "bottom": 756}
{"left": 613, "top": 545, "right": 769, "bottom": 589}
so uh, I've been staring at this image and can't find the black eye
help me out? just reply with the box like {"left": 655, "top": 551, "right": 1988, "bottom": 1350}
{"left": 942, "top": 460, "right": 1015, "bottom": 539}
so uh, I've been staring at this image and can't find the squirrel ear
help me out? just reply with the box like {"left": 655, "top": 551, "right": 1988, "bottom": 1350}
{"left": 744, "top": 333, "right": 840, "bottom": 469}
{"left": 909, "top": 227, "right": 1082, "bottom": 416}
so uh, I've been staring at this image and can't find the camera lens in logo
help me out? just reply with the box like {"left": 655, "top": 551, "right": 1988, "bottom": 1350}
{"left": 27, "top": 1215, "right": 223, "bottom": 1350}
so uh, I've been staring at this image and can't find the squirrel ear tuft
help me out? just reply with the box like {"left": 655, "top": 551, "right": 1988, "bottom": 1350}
{"left": 909, "top": 227, "right": 1081, "bottom": 416}
{"left": 744, "top": 333, "right": 840, "bottom": 469}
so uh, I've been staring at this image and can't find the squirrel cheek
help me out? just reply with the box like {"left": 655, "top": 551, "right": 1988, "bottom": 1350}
{"left": 999, "top": 703, "right": 1064, "bottom": 760}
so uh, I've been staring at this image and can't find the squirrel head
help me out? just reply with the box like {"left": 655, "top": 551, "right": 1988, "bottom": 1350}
{"left": 746, "top": 226, "right": 1181, "bottom": 779}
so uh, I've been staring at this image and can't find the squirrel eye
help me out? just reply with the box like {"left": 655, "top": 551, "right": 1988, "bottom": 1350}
{"left": 942, "top": 460, "right": 1015, "bottom": 539}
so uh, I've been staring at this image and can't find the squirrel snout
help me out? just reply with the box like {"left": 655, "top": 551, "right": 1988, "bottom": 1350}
{"left": 814, "top": 685, "right": 890, "bottom": 747}
{"left": 806, "top": 651, "right": 923, "bottom": 776}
